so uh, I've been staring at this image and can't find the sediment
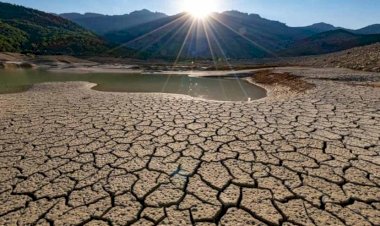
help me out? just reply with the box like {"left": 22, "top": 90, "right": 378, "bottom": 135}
{"left": 0, "top": 67, "right": 379, "bottom": 225}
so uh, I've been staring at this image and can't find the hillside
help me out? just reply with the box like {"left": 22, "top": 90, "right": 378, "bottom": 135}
{"left": 0, "top": 2, "right": 109, "bottom": 55}
{"left": 279, "top": 30, "right": 380, "bottom": 56}
{"left": 288, "top": 43, "right": 380, "bottom": 72}
{"left": 355, "top": 24, "right": 380, "bottom": 34}
{"left": 61, "top": 10, "right": 167, "bottom": 34}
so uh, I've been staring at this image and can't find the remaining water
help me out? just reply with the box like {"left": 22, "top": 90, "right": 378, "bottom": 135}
{"left": 0, "top": 69, "right": 266, "bottom": 101}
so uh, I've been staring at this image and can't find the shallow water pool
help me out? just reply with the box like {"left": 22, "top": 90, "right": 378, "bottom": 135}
{"left": 0, "top": 69, "right": 267, "bottom": 101}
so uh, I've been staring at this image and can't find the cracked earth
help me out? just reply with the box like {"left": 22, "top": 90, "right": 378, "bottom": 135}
{"left": 0, "top": 67, "right": 379, "bottom": 226}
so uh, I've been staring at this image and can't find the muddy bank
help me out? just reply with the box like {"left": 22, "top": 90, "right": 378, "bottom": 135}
{"left": 250, "top": 70, "right": 316, "bottom": 92}
{"left": 0, "top": 61, "right": 35, "bottom": 69}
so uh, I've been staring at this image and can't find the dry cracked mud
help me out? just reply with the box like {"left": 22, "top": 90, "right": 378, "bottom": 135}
{"left": 0, "top": 67, "right": 379, "bottom": 226}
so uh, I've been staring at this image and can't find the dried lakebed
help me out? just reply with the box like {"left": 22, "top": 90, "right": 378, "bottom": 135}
{"left": 0, "top": 70, "right": 267, "bottom": 102}
{"left": 0, "top": 67, "right": 379, "bottom": 225}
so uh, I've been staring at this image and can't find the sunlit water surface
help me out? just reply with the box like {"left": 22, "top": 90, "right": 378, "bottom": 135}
{"left": 0, "top": 69, "right": 267, "bottom": 101}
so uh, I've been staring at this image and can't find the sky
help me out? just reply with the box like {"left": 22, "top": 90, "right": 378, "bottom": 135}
{"left": 2, "top": 0, "right": 380, "bottom": 29}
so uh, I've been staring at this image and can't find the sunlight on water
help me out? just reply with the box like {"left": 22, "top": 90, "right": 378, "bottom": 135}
{"left": 0, "top": 70, "right": 266, "bottom": 102}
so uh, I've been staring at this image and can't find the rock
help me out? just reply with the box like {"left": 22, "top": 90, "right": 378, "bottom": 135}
{"left": 3, "top": 62, "right": 19, "bottom": 69}
{"left": 287, "top": 43, "right": 380, "bottom": 72}
{"left": 1, "top": 61, "right": 36, "bottom": 69}
{"left": 19, "top": 62, "right": 35, "bottom": 69}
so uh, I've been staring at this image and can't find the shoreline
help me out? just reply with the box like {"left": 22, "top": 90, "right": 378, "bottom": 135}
{"left": 2, "top": 65, "right": 379, "bottom": 101}
{"left": 0, "top": 67, "right": 270, "bottom": 102}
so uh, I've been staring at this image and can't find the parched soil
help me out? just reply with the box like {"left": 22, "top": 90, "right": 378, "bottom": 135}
{"left": 0, "top": 67, "right": 379, "bottom": 226}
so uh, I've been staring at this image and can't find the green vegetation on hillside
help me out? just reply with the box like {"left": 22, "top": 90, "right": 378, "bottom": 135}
{"left": 0, "top": 2, "right": 109, "bottom": 55}
{"left": 0, "top": 20, "right": 28, "bottom": 52}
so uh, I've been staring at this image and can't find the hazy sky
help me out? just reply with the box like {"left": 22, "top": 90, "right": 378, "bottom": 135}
{"left": 3, "top": 0, "right": 380, "bottom": 29}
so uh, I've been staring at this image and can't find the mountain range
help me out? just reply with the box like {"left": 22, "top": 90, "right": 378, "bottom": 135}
{"left": 61, "top": 10, "right": 380, "bottom": 58}
{"left": 62, "top": 10, "right": 380, "bottom": 37}
{"left": 1, "top": 1, "right": 379, "bottom": 59}
{"left": 60, "top": 10, "right": 167, "bottom": 34}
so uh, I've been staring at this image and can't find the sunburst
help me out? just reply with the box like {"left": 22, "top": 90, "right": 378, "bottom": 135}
{"left": 181, "top": 0, "right": 219, "bottom": 19}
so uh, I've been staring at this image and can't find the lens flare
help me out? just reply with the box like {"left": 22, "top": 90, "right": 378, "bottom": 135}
{"left": 182, "top": 0, "right": 219, "bottom": 19}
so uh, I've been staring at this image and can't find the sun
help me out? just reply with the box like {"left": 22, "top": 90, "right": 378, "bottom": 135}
{"left": 182, "top": 0, "right": 219, "bottom": 19}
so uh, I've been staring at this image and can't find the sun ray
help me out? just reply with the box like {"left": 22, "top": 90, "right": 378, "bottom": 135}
{"left": 106, "top": 14, "right": 189, "bottom": 54}
{"left": 174, "top": 19, "right": 197, "bottom": 64}
{"left": 151, "top": 17, "right": 194, "bottom": 57}
{"left": 160, "top": 18, "right": 197, "bottom": 93}
{"left": 202, "top": 20, "right": 217, "bottom": 66}
{"left": 208, "top": 16, "right": 296, "bottom": 87}
{"left": 102, "top": 2, "right": 289, "bottom": 102}
{"left": 209, "top": 14, "right": 288, "bottom": 62}
{"left": 129, "top": 16, "right": 193, "bottom": 58}
{"left": 201, "top": 20, "right": 229, "bottom": 100}
{"left": 205, "top": 19, "right": 251, "bottom": 99}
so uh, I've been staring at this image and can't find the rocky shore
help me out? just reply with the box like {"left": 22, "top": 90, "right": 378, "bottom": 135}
{"left": 288, "top": 43, "right": 380, "bottom": 72}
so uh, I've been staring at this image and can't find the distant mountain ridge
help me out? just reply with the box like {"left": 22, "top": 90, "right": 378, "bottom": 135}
{"left": 355, "top": 24, "right": 380, "bottom": 34}
{"left": 61, "top": 9, "right": 380, "bottom": 37}
{"left": 60, "top": 10, "right": 167, "bottom": 34}
{"left": 300, "top": 23, "right": 338, "bottom": 33}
